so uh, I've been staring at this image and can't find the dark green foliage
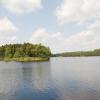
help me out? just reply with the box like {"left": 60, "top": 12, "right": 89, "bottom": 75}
{"left": 53, "top": 49, "right": 100, "bottom": 57}
{"left": 0, "top": 43, "right": 51, "bottom": 58}
{"left": 0, "top": 46, "right": 4, "bottom": 57}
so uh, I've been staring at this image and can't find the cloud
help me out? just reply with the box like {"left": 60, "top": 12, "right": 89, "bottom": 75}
{"left": 0, "top": 17, "right": 18, "bottom": 45}
{"left": 56, "top": 0, "right": 100, "bottom": 24}
{"left": 0, "top": 17, "right": 18, "bottom": 33}
{"left": 65, "top": 31, "right": 100, "bottom": 51}
{"left": 29, "top": 26, "right": 100, "bottom": 53}
{"left": 29, "top": 27, "right": 67, "bottom": 53}
{"left": 1, "top": 0, "right": 42, "bottom": 15}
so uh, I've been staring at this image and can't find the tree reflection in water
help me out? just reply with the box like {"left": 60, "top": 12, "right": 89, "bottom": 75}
{"left": 0, "top": 58, "right": 100, "bottom": 100}
{"left": 10, "top": 62, "right": 59, "bottom": 100}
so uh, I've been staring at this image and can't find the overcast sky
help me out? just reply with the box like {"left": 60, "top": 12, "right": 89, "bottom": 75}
{"left": 0, "top": 0, "right": 100, "bottom": 53}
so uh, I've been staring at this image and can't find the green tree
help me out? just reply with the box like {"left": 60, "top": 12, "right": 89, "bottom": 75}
{"left": 5, "top": 47, "right": 13, "bottom": 58}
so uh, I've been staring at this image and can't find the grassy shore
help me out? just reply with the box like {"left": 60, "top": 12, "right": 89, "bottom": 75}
{"left": 0, "top": 57, "right": 50, "bottom": 62}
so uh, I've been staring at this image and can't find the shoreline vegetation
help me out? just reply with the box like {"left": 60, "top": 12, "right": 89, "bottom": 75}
{"left": 0, "top": 43, "right": 51, "bottom": 62}
{"left": 53, "top": 49, "right": 100, "bottom": 57}
{"left": 0, "top": 57, "right": 50, "bottom": 62}
{"left": 0, "top": 43, "right": 100, "bottom": 62}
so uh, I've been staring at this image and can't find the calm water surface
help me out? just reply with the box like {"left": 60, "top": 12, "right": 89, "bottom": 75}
{"left": 0, "top": 57, "right": 100, "bottom": 100}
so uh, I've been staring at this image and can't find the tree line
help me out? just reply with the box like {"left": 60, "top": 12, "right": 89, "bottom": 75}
{"left": 53, "top": 49, "right": 100, "bottom": 57}
{"left": 0, "top": 43, "right": 51, "bottom": 58}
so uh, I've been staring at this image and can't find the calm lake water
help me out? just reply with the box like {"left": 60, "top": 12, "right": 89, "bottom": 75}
{"left": 0, "top": 57, "right": 100, "bottom": 100}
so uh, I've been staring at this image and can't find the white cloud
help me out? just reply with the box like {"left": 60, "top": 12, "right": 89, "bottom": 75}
{"left": 65, "top": 31, "right": 100, "bottom": 51}
{"left": 7, "top": 36, "right": 17, "bottom": 41}
{"left": 29, "top": 25, "right": 100, "bottom": 53}
{"left": 29, "top": 27, "right": 67, "bottom": 53}
{"left": 0, "top": 17, "right": 18, "bottom": 45}
{"left": 56, "top": 0, "right": 100, "bottom": 24}
{"left": 2, "top": 0, "right": 42, "bottom": 15}
{"left": 0, "top": 17, "right": 18, "bottom": 33}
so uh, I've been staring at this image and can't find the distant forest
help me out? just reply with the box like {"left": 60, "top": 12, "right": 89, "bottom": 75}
{"left": 0, "top": 43, "right": 51, "bottom": 58}
{"left": 53, "top": 49, "right": 100, "bottom": 57}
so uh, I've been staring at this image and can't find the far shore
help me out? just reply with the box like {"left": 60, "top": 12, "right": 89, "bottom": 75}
{"left": 0, "top": 57, "right": 50, "bottom": 62}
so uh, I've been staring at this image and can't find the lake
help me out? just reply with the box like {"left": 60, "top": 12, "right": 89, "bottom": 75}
{"left": 0, "top": 57, "right": 100, "bottom": 100}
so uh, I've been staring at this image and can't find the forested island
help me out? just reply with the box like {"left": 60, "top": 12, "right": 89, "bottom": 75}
{"left": 0, "top": 43, "right": 100, "bottom": 62}
{"left": 53, "top": 49, "right": 100, "bottom": 57}
{"left": 0, "top": 43, "right": 51, "bottom": 62}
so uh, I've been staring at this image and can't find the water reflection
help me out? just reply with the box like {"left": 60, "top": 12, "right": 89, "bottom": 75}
{"left": 0, "top": 57, "right": 100, "bottom": 100}
{"left": 11, "top": 62, "right": 58, "bottom": 100}
{"left": 0, "top": 62, "right": 23, "bottom": 100}
{"left": 51, "top": 57, "right": 100, "bottom": 100}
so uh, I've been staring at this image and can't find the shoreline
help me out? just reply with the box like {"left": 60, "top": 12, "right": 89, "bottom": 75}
{"left": 0, "top": 57, "right": 50, "bottom": 62}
